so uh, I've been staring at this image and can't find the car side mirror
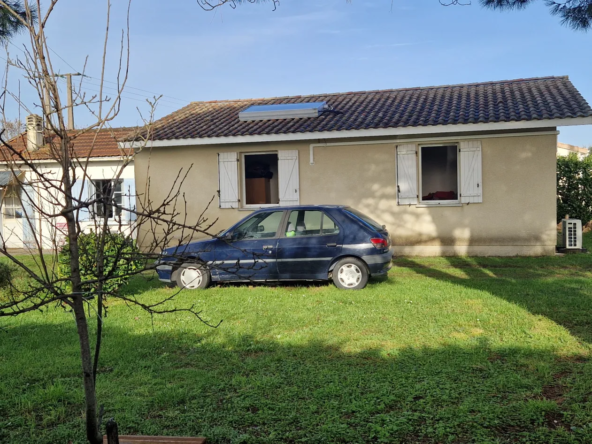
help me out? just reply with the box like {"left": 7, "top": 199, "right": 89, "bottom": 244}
{"left": 257, "top": 225, "right": 265, "bottom": 232}
{"left": 222, "top": 231, "right": 233, "bottom": 241}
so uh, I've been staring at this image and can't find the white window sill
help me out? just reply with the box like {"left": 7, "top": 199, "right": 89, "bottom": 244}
{"left": 416, "top": 203, "right": 463, "bottom": 208}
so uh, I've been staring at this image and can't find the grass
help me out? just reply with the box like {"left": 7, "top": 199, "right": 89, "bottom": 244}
{"left": 1, "top": 235, "right": 592, "bottom": 443}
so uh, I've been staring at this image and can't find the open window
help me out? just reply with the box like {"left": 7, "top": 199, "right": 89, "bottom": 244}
{"left": 243, "top": 153, "right": 280, "bottom": 206}
{"left": 420, "top": 145, "right": 459, "bottom": 203}
{"left": 396, "top": 141, "right": 482, "bottom": 206}
{"left": 218, "top": 150, "right": 300, "bottom": 209}
{"left": 93, "top": 179, "right": 123, "bottom": 219}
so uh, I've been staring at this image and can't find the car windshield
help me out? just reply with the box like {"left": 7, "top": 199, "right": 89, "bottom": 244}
{"left": 345, "top": 208, "right": 384, "bottom": 231}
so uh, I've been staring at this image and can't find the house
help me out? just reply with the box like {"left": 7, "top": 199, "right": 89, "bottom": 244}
{"left": 129, "top": 76, "right": 592, "bottom": 256}
{"left": 0, "top": 119, "right": 136, "bottom": 249}
{"left": 557, "top": 142, "right": 589, "bottom": 159}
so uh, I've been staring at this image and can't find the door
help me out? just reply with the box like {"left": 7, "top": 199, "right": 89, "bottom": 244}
{"left": 277, "top": 209, "right": 342, "bottom": 280}
{"left": 214, "top": 210, "right": 284, "bottom": 281}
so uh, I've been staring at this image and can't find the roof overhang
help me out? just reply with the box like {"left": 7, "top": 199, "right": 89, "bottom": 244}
{"left": 120, "top": 116, "right": 592, "bottom": 149}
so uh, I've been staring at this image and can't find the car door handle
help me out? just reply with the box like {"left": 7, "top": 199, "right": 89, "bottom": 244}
{"left": 326, "top": 243, "right": 337, "bottom": 247}
{"left": 263, "top": 245, "right": 274, "bottom": 250}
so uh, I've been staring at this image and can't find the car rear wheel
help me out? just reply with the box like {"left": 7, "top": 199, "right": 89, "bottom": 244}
{"left": 173, "top": 263, "right": 211, "bottom": 290}
{"left": 332, "top": 257, "right": 369, "bottom": 290}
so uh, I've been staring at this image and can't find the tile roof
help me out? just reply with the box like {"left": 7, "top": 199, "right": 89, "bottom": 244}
{"left": 146, "top": 76, "right": 592, "bottom": 142}
{"left": 557, "top": 142, "right": 589, "bottom": 155}
{"left": 1, "top": 127, "right": 137, "bottom": 162}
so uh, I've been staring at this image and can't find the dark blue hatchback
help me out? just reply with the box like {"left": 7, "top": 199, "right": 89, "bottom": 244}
{"left": 156, "top": 205, "right": 393, "bottom": 290}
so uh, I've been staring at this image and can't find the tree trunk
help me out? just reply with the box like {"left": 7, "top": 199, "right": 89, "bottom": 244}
{"left": 61, "top": 135, "right": 102, "bottom": 444}
{"left": 73, "top": 296, "right": 103, "bottom": 444}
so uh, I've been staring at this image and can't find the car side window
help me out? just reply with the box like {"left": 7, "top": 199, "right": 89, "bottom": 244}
{"left": 233, "top": 211, "right": 284, "bottom": 240}
{"left": 322, "top": 214, "right": 340, "bottom": 235}
{"left": 285, "top": 210, "right": 339, "bottom": 237}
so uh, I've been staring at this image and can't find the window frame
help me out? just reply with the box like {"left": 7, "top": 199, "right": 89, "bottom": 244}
{"left": 280, "top": 210, "right": 340, "bottom": 239}
{"left": 2, "top": 186, "right": 23, "bottom": 219}
{"left": 241, "top": 151, "right": 280, "bottom": 209}
{"left": 92, "top": 179, "right": 123, "bottom": 220}
{"left": 418, "top": 143, "right": 461, "bottom": 206}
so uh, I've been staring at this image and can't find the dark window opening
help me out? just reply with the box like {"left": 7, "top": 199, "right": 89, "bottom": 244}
{"left": 93, "top": 179, "right": 122, "bottom": 218}
{"left": 244, "top": 153, "right": 279, "bottom": 205}
{"left": 421, "top": 145, "right": 458, "bottom": 201}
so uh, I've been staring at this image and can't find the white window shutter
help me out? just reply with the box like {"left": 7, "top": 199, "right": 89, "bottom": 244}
{"left": 396, "top": 144, "right": 418, "bottom": 205}
{"left": 459, "top": 141, "right": 483, "bottom": 204}
{"left": 278, "top": 150, "right": 300, "bottom": 206}
{"left": 218, "top": 152, "right": 239, "bottom": 208}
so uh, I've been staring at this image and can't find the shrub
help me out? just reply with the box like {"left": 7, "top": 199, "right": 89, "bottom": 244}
{"left": 0, "top": 262, "right": 13, "bottom": 288}
{"left": 58, "top": 232, "right": 142, "bottom": 295}
{"left": 557, "top": 153, "right": 592, "bottom": 224}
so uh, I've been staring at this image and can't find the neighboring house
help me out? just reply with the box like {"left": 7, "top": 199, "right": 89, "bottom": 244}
{"left": 557, "top": 142, "right": 589, "bottom": 159}
{"left": 0, "top": 120, "right": 136, "bottom": 249}
{"left": 129, "top": 76, "right": 592, "bottom": 256}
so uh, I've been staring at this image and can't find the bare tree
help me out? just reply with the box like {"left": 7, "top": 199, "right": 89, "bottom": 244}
{"left": 0, "top": 1, "right": 265, "bottom": 443}
{"left": 0, "top": 116, "right": 23, "bottom": 139}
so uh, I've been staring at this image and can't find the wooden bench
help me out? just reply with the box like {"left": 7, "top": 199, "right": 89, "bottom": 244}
{"left": 103, "top": 436, "right": 206, "bottom": 444}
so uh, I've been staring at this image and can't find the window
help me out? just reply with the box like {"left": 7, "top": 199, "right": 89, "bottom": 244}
{"left": 345, "top": 208, "right": 383, "bottom": 231}
{"left": 93, "top": 179, "right": 123, "bottom": 219}
{"left": 239, "top": 102, "right": 328, "bottom": 121}
{"left": 396, "top": 141, "right": 482, "bottom": 206}
{"left": 218, "top": 150, "right": 300, "bottom": 209}
{"left": 420, "top": 145, "right": 459, "bottom": 203}
{"left": 3, "top": 186, "right": 22, "bottom": 219}
{"left": 285, "top": 210, "right": 340, "bottom": 237}
{"left": 243, "top": 153, "right": 280, "bottom": 206}
{"left": 232, "top": 211, "right": 283, "bottom": 241}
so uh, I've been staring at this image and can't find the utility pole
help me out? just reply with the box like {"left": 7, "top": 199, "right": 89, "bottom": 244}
{"left": 66, "top": 74, "right": 74, "bottom": 130}
{"left": 31, "top": 73, "right": 84, "bottom": 129}
{"left": 61, "top": 73, "right": 83, "bottom": 131}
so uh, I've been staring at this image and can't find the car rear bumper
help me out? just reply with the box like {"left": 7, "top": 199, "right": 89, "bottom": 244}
{"left": 363, "top": 247, "right": 394, "bottom": 275}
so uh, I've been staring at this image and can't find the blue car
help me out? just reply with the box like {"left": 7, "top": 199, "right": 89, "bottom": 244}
{"left": 156, "top": 205, "right": 393, "bottom": 290}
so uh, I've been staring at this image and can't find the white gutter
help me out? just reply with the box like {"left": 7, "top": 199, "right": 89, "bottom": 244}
{"left": 0, "top": 156, "right": 133, "bottom": 166}
{"left": 119, "top": 116, "right": 592, "bottom": 149}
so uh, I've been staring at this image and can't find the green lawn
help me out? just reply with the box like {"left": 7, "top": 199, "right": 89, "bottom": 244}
{"left": 1, "top": 236, "right": 592, "bottom": 443}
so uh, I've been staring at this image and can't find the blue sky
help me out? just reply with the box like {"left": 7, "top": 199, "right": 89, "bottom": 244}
{"left": 4, "top": 0, "right": 592, "bottom": 146}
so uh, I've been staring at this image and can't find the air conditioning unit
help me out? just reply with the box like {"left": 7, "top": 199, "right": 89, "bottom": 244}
{"left": 561, "top": 219, "right": 582, "bottom": 250}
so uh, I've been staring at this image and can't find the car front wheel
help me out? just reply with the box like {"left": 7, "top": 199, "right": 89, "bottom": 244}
{"left": 332, "top": 257, "right": 369, "bottom": 290}
{"left": 172, "top": 263, "right": 211, "bottom": 290}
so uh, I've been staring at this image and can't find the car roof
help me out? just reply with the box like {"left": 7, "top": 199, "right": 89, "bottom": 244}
{"left": 253, "top": 205, "right": 347, "bottom": 212}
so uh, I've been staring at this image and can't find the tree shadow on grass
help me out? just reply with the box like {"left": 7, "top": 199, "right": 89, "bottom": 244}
{"left": 1, "top": 323, "right": 592, "bottom": 444}
{"left": 393, "top": 255, "right": 592, "bottom": 344}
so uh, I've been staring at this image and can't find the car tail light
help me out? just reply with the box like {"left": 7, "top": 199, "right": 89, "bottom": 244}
{"left": 370, "top": 238, "right": 388, "bottom": 249}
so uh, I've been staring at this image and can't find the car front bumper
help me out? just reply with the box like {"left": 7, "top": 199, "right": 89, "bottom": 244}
{"left": 156, "top": 264, "right": 174, "bottom": 283}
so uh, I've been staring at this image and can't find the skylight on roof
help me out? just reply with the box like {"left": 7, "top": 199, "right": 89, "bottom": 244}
{"left": 239, "top": 102, "right": 328, "bottom": 121}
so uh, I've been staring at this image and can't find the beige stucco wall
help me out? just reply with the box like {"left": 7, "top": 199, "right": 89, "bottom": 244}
{"left": 134, "top": 132, "right": 558, "bottom": 256}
